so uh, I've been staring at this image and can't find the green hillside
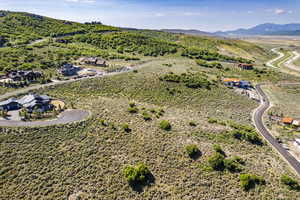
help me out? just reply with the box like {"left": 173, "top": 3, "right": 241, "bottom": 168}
{"left": 0, "top": 10, "right": 119, "bottom": 46}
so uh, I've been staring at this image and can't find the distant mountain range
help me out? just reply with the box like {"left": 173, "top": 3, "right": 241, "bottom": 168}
{"left": 161, "top": 23, "right": 300, "bottom": 37}
{"left": 214, "top": 23, "right": 300, "bottom": 36}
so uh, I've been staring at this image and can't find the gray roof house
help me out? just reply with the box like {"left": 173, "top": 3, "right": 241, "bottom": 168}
{"left": 0, "top": 94, "right": 53, "bottom": 112}
{"left": 17, "top": 94, "right": 53, "bottom": 112}
{"left": 0, "top": 98, "right": 21, "bottom": 111}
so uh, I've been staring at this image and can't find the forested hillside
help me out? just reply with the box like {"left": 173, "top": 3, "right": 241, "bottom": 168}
{"left": 0, "top": 11, "right": 270, "bottom": 73}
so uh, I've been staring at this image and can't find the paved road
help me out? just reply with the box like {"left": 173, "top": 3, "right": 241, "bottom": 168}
{"left": 266, "top": 48, "right": 284, "bottom": 68}
{"left": 284, "top": 51, "right": 300, "bottom": 72}
{"left": 253, "top": 83, "right": 300, "bottom": 176}
{"left": 0, "top": 109, "right": 89, "bottom": 127}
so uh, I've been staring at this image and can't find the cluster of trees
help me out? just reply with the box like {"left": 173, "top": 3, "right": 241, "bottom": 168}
{"left": 159, "top": 72, "right": 213, "bottom": 89}
{"left": 182, "top": 47, "right": 253, "bottom": 63}
{"left": 68, "top": 32, "right": 178, "bottom": 57}
{"left": 196, "top": 59, "right": 223, "bottom": 69}
{"left": 208, "top": 145, "right": 244, "bottom": 172}
{"left": 0, "top": 11, "right": 119, "bottom": 46}
{"left": 229, "top": 122, "right": 262, "bottom": 145}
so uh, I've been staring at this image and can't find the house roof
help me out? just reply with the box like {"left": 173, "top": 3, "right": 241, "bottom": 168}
{"left": 0, "top": 98, "right": 18, "bottom": 106}
{"left": 223, "top": 78, "right": 241, "bottom": 82}
{"left": 282, "top": 117, "right": 294, "bottom": 124}
{"left": 17, "top": 94, "right": 51, "bottom": 107}
{"left": 292, "top": 120, "right": 300, "bottom": 126}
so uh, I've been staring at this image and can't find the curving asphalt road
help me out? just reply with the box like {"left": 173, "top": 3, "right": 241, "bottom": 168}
{"left": 0, "top": 109, "right": 89, "bottom": 127}
{"left": 284, "top": 51, "right": 300, "bottom": 72}
{"left": 253, "top": 83, "right": 300, "bottom": 176}
{"left": 266, "top": 48, "right": 285, "bottom": 68}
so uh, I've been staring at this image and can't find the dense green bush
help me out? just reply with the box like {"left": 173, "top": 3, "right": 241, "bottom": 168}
{"left": 189, "top": 121, "right": 197, "bottom": 126}
{"left": 239, "top": 174, "right": 265, "bottom": 191}
{"left": 196, "top": 59, "right": 222, "bottom": 69}
{"left": 208, "top": 152, "right": 225, "bottom": 171}
{"left": 213, "top": 144, "right": 226, "bottom": 156}
{"left": 281, "top": 175, "right": 299, "bottom": 190}
{"left": 160, "top": 72, "right": 212, "bottom": 89}
{"left": 123, "top": 163, "right": 151, "bottom": 185}
{"left": 128, "top": 106, "right": 138, "bottom": 114}
{"left": 142, "top": 112, "right": 152, "bottom": 121}
{"left": 185, "top": 144, "right": 200, "bottom": 158}
{"left": 230, "top": 123, "right": 262, "bottom": 145}
{"left": 159, "top": 120, "right": 172, "bottom": 131}
{"left": 224, "top": 156, "right": 243, "bottom": 172}
{"left": 122, "top": 123, "right": 131, "bottom": 133}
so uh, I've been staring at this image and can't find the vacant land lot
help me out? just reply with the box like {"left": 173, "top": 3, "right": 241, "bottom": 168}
{"left": 1, "top": 59, "right": 300, "bottom": 200}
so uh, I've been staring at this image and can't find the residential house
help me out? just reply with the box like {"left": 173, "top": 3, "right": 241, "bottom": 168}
{"left": 223, "top": 78, "right": 252, "bottom": 89}
{"left": 59, "top": 63, "right": 80, "bottom": 76}
{"left": 0, "top": 94, "right": 54, "bottom": 112}
{"left": 18, "top": 94, "right": 53, "bottom": 113}
{"left": 238, "top": 63, "right": 254, "bottom": 70}
{"left": 79, "top": 57, "right": 107, "bottom": 67}
{"left": 282, "top": 117, "right": 294, "bottom": 125}
{"left": 0, "top": 98, "right": 21, "bottom": 111}
{"left": 223, "top": 78, "right": 241, "bottom": 87}
{"left": 292, "top": 119, "right": 300, "bottom": 127}
{"left": 6, "top": 70, "right": 43, "bottom": 82}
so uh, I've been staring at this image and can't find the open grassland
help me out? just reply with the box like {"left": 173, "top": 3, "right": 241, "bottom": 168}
{"left": 263, "top": 84, "right": 300, "bottom": 141}
{"left": 264, "top": 84, "right": 300, "bottom": 118}
{"left": 1, "top": 58, "right": 300, "bottom": 199}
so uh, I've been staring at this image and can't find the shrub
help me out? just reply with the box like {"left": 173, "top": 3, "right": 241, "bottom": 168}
{"left": 239, "top": 174, "right": 265, "bottom": 191}
{"left": 129, "top": 102, "right": 136, "bottom": 108}
{"left": 224, "top": 157, "right": 242, "bottom": 172}
{"left": 208, "top": 117, "right": 218, "bottom": 124}
{"left": 208, "top": 153, "right": 225, "bottom": 171}
{"left": 159, "top": 120, "right": 172, "bottom": 131}
{"left": 123, "top": 163, "right": 151, "bottom": 185}
{"left": 142, "top": 112, "right": 151, "bottom": 121}
{"left": 213, "top": 144, "right": 226, "bottom": 156}
{"left": 281, "top": 175, "right": 299, "bottom": 190}
{"left": 185, "top": 144, "right": 200, "bottom": 158}
{"left": 128, "top": 106, "right": 138, "bottom": 113}
{"left": 122, "top": 123, "right": 131, "bottom": 133}
{"left": 189, "top": 121, "right": 197, "bottom": 126}
{"left": 100, "top": 119, "right": 108, "bottom": 126}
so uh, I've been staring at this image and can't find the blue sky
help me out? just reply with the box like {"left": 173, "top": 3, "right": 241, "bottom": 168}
{"left": 0, "top": 0, "right": 299, "bottom": 31}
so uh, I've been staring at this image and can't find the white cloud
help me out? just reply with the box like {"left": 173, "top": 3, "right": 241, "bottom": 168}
{"left": 274, "top": 9, "right": 286, "bottom": 15}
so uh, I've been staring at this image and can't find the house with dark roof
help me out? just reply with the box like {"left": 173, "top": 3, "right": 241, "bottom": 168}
{"left": 59, "top": 63, "right": 80, "bottom": 76}
{"left": 6, "top": 70, "right": 43, "bottom": 82}
{"left": 0, "top": 94, "right": 53, "bottom": 112}
{"left": 238, "top": 63, "right": 254, "bottom": 70}
{"left": 18, "top": 94, "right": 53, "bottom": 113}
{"left": 0, "top": 98, "right": 22, "bottom": 111}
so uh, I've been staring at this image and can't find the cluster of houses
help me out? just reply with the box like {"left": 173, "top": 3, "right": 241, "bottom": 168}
{"left": 58, "top": 57, "right": 107, "bottom": 77}
{"left": 223, "top": 78, "right": 252, "bottom": 89}
{"left": 0, "top": 94, "right": 54, "bottom": 113}
{"left": 78, "top": 57, "right": 107, "bottom": 67}
{"left": 282, "top": 117, "right": 300, "bottom": 131}
{"left": 0, "top": 70, "right": 43, "bottom": 84}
